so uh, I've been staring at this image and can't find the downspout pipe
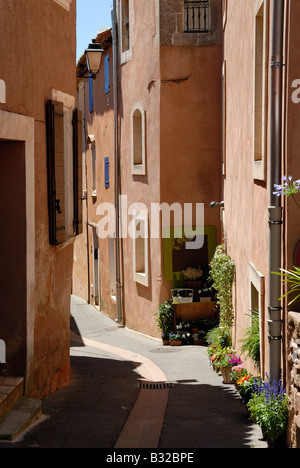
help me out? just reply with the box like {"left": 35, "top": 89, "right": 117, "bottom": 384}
{"left": 112, "top": 1, "right": 123, "bottom": 325}
{"left": 268, "top": 0, "right": 285, "bottom": 382}
{"left": 82, "top": 84, "right": 91, "bottom": 304}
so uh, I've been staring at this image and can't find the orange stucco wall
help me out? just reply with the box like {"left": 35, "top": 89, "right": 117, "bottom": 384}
{"left": 0, "top": 0, "right": 76, "bottom": 397}
{"left": 118, "top": 0, "right": 162, "bottom": 336}
{"left": 160, "top": 45, "right": 222, "bottom": 223}
{"left": 118, "top": 0, "right": 222, "bottom": 337}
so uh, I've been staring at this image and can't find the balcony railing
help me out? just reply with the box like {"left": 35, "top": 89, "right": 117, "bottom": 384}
{"left": 184, "top": 0, "right": 210, "bottom": 33}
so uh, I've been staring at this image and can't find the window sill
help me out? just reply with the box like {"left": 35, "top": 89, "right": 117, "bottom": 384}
{"left": 134, "top": 271, "right": 148, "bottom": 287}
{"left": 56, "top": 236, "right": 76, "bottom": 251}
{"left": 53, "top": 0, "right": 72, "bottom": 11}
{"left": 132, "top": 164, "right": 146, "bottom": 176}
{"left": 120, "top": 49, "right": 132, "bottom": 65}
{"left": 252, "top": 159, "right": 266, "bottom": 181}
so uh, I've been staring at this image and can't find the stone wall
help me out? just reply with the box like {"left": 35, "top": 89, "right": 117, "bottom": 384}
{"left": 159, "top": 0, "right": 222, "bottom": 46}
{"left": 287, "top": 312, "right": 300, "bottom": 448}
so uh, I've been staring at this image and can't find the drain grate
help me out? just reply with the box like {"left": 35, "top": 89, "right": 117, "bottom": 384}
{"left": 138, "top": 382, "right": 174, "bottom": 389}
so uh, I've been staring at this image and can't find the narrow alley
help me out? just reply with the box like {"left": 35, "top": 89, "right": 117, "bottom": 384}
{"left": 0, "top": 296, "right": 267, "bottom": 449}
{"left": 1, "top": 0, "right": 299, "bottom": 452}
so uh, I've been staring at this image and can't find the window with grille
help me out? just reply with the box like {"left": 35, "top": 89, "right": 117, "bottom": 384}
{"left": 184, "top": 0, "right": 210, "bottom": 33}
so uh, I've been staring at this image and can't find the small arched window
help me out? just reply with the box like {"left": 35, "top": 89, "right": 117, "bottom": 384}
{"left": 131, "top": 100, "right": 146, "bottom": 175}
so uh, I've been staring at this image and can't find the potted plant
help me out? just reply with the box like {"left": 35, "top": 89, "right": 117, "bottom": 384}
{"left": 155, "top": 301, "right": 174, "bottom": 344}
{"left": 207, "top": 343, "right": 218, "bottom": 367}
{"left": 247, "top": 377, "right": 288, "bottom": 447}
{"left": 217, "top": 353, "right": 243, "bottom": 384}
{"left": 229, "top": 365, "right": 250, "bottom": 388}
{"left": 182, "top": 266, "right": 203, "bottom": 282}
{"left": 236, "top": 375, "right": 257, "bottom": 413}
{"left": 182, "top": 266, "right": 203, "bottom": 301}
{"left": 210, "top": 348, "right": 229, "bottom": 373}
{"left": 198, "top": 283, "right": 212, "bottom": 302}
{"left": 193, "top": 329, "right": 206, "bottom": 345}
{"left": 191, "top": 319, "right": 199, "bottom": 333}
{"left": 161, "top": 332, "right": 170, "bottom": 345}
{"left": 169, "top": 332, "right": 182, "bottom": 346}
{"left": 240, "top": 310, "right": 260, "bottom": 372}
{"left": 272, "top": 176, "right": 300, "bottom": 307}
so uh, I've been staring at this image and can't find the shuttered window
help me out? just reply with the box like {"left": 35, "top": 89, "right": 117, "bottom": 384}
{"left": 104, "top": 54, "right": 110, "bottom": 94}
{"left": 46, "top": 100, "right": 83, "bottom": 244}
{"left": 73, "top": 108, "right": 83, "bottom": 235}
{"left": 89, "top": 77, "right": 94, "bottom": 113}
{"left": 46, "top": 100, "right": 66, "bottom": 245}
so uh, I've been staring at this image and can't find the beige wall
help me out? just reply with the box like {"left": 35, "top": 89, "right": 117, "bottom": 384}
{"left": 0, "top": 0, "right": 76, "bottom": 397}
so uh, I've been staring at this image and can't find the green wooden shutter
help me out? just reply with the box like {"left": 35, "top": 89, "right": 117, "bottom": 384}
{"left": 46, "top": 100, "right": 66, "bottom": 245}
{"left": 73, "top": 108, "right": 83, "bottom": 235}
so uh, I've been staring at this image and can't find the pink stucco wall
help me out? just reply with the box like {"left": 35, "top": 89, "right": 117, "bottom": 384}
{"left": 74, "top": 32, "right": 118, "bottom": 319}
{"left": 224, "top": 0, "right": 300, "bottom": 379}
{"left": 223, "top": 0, "right": 270, "bottom": 374}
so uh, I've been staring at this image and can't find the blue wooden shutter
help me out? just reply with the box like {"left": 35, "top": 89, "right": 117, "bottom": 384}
{"left": 104, "top": 54, "right": 110, "bottom": 94}
{"left": 104, "top": 157, "right": 109, "bottom": 188}
{"left": 89, "top": 77, "right": 94, "bottom": 113}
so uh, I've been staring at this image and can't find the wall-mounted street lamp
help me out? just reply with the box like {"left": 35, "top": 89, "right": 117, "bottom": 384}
{"left": 78, "top": 41, "right": 104, "bottom": 79}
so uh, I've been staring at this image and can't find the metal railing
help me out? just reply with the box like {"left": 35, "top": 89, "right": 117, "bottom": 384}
{"left": 184, "top": 0, "right": 210, "bottom": 33}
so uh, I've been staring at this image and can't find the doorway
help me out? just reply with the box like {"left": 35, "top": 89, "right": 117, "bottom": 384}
{"left": 92, "top": 226, "right": 100, "bottom": 307}
{"left": 0, "top": 140, "right": 27, "bottom": 376}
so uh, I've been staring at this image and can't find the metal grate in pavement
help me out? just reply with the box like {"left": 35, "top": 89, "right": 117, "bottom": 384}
{"left": 138, "top": 382, "right": 174, "bottom": 389}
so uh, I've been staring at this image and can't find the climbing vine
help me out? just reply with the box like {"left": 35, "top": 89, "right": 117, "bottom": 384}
{"left": 209, "top": 244, "right": 235, "bottom": 332}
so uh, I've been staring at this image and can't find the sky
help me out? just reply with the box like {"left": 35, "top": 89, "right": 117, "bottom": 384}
{"left": 76, "top": 0, "right": 113, "bottom": 61}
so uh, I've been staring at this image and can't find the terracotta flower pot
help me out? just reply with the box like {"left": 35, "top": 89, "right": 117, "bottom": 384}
{"left": 221, "top": 366, "right": 234, "bottom": 384}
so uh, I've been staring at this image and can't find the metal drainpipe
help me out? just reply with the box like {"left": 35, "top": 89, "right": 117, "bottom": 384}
{"left": 112, "top": 1, "right": 123, "bottom": 325}
{"left": 82, "top": 86, "right": 91, "bottom": 304}
{"left": 268, "top": 0, "right": 285, "bottom": 382}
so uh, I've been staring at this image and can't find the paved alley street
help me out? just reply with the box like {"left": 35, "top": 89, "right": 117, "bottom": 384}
{"left": 0, "top": 295, "right": 267, "bottom": 449}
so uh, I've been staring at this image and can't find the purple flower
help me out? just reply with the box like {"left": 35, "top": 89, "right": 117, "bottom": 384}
{"left": 273, "top": 175, "right": 300, "bottom": 198}
{"left": 228, "top": 355, "right": 243, "bottom": 366}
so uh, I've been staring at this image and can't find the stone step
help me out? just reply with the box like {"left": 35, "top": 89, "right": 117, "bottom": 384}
{"left": 0, "top": 396, "right": 41, "bottom": 441}
{"left": 0, "top": 376, "right": 24, "bottom": 420}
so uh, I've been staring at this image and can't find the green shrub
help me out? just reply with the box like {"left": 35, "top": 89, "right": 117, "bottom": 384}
{"left": 240, "top": 311, "right": 260, "bottom": 369}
